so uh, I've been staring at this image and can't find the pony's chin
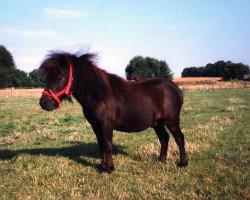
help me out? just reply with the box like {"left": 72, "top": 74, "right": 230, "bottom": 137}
{"left": 41, "top": 106, "right": 56, "bottom": 111}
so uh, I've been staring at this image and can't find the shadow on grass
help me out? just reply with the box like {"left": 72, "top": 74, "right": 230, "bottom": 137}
{"left": 0, "top": 142, "right": 129, "bottom": 171}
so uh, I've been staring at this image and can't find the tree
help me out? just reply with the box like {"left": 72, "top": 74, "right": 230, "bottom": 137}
{"left": 0, "top": 44, "right": 33, "bottom": 88}
{"left": 0, "top": 67, "right": 32, "bottom": 88}
{"left": 0, "top": 45, "right": 16, "bottom": 69}
{"left": 125, "top": 56, "right": 173, "bottom": 80}
{"left": 29, "top": 69, "right": 45, "bottom": 87}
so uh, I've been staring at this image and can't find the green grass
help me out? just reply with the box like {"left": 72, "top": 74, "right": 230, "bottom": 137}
{"left": 0, "top": 89, "right": 249, "bottom": 199}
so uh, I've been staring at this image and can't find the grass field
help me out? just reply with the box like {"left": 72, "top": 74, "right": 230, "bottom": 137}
{"left": 0, "top": 89, "right": 249, "bottom": 199}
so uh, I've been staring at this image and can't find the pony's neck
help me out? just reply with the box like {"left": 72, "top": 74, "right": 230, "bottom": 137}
{"left": 72, "top": 58, "right": 111, "bottom": 106}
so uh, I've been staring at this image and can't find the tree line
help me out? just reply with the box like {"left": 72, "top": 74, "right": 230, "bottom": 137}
{"left": 0, "top": 45, "right": 44, "bottom": 88}
{"left": 181, "top": 61, "right": 250, "bottom": 80}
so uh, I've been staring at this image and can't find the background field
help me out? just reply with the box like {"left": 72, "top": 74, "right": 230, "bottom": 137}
{"left": 0, "top": 88, "right": 249, "bottom": 199}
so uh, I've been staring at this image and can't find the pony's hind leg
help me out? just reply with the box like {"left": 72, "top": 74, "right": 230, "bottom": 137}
{"left": 167, "top": 123, "right": 188, "bottom": 167}
{"left": 153, "top": 122, "right": 169, "bottom": 163}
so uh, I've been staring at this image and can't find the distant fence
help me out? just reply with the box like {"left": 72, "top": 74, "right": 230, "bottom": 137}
{"left": 0, "top": 88, "right": 43, "bottom": 97}
{"left": 173, "top": 77, "right": 222, "bottom": 84}
{"left": 178, "top": 81, "right": 250, "bottom": 91}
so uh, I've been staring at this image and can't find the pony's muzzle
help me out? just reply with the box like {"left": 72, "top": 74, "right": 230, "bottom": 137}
{"left": 39, "top": 95, "right": 57, "bottom": 111}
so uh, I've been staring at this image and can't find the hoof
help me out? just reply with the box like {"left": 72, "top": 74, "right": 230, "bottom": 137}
{"left": 97, "top": 164, "right": 115, "bottom": 174}
{"left": 177, "top": 160, "right": 188, "bottom": 168}
{"left": 158, "top": 157, "right": 166, "bottom": 163}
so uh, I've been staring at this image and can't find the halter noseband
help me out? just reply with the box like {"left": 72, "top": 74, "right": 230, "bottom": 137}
{"left": 42, "top": 61, "right": 73, "bottom": 107}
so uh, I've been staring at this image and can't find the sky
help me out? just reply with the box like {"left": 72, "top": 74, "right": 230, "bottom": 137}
{"left": 0, "top": 0, "right": 250, "bottom": 77}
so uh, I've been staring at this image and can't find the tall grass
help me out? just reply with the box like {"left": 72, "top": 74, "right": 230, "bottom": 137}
{"left": 0, "top": 89, "right": 249, "bottom": 199}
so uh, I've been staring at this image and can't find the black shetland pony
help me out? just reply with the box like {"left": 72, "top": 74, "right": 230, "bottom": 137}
{"left": 39, "top": 52, "right": 188, "bottom": 173}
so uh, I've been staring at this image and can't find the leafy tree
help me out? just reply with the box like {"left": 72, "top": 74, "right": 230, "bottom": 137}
{"left": 29, "top": 69, "right": 45, "bottom": 87}
{"left": 0, "top": 45, "right": 16, "bottom": 69}
{"left": 0, "top": 67, "right": 31, "bottom": 88}
{"left": 0, "top": 44, "right": 33, "bottom": 88}
{"left": 125, "top": 56, "right": 173, "bottom": 80}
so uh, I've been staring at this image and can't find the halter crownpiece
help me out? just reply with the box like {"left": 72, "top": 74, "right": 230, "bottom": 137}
{"left": 42, "top": 61, "right": 73, "bottom": 107}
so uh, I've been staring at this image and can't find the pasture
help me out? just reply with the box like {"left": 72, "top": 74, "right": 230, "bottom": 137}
{"left": 0, "top": 88, "right": 249, "bottom": 199}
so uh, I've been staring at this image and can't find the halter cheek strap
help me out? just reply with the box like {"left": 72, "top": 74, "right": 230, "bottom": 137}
{"left": 42, "top": 62, "right": 73, "bottom": 107}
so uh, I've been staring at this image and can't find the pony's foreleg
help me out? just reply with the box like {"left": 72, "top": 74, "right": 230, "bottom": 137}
{"left": 92, "top": 125, "right": 115, "bottom": 173}
{"left": 153, "top": 123, "right": 169, "bottom": 163}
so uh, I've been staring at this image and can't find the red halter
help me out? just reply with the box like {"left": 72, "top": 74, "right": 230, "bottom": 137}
{"left": 42, "top": 62, "right": 73, "bottom": 107}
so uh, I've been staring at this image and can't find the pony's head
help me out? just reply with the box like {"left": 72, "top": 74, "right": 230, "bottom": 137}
{"left": 39, "top": 52, "right": 74, "bottom": 111}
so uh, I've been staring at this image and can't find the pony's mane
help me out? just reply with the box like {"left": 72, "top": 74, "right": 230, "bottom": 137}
{"left": 77, "top": 52, "right": 129, "bottom": 100}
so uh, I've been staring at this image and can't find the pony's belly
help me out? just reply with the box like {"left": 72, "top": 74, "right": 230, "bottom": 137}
{"left": 115, "top": 116, "right": 153, "bottom": 132}
{"left": 115, "top": 126, "right": 149, "bottom": 133}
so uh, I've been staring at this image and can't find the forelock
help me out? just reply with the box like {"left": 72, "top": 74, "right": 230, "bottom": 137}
{"left": 38, "top": 51, "right": 71, "bottom": 76}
